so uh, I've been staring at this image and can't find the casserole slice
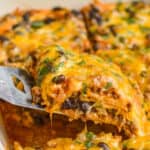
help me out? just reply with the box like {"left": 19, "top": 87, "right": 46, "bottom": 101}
{"left": 32, "top": 45, "right": 145, "bottom": 137}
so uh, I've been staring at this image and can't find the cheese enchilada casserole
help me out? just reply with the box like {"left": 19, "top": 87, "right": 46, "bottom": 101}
{"left": 0, "top": 0, "right": 149, "bottom": 150}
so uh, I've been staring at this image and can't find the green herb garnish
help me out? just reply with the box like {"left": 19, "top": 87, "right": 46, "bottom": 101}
{"left": 54, "top": 62, "right": 64, "bottom": 72}
{"left": 82, "top": 83, "right": 88, "bottom": 95}
{"left": 85, "top": 141, "right": 93, "bottom": 149}
{"left": 77, "top": 60, "right": 86, "bottom": 66}
{"left": 126, "top": 18, "right": 135, "bottom": 24}
{"left": 38, "top": 66, "right": 51, "bottom": 84}
{"left": 104, "top": 82, "right": 113, "bottom": 90}
{"left": 37, "top": 59, "right": 53, "bottom": 84}
{"left": 84, "top": 132, "right": 95, "bottom": 149}
{"left": 31, "top": 20, "right": 45, "bottom": 29}
{"left": 86, "top": 132, "right": 94, "bottom": 141}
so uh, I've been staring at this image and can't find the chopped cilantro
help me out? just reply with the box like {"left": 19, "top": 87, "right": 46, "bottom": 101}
{"left": 86, "top": 132, "right": 94, "bottom": 141}
{"left": 54, "top": 62, "right": 64, "bottom": 71}
{"left": 104, "top": 82, "right": 113, "bottom": 90}
{"left": 85, "top": 141, "right": 93, "bottom": 149}
{"left": 38, "top": 66, "right": 52, "bottom": 84}
{"left": 43, "top": 58, "right": 51, "bottom": 64}
{"left": 31, "top": 20, "right": 45, "bottom": 29}
{"left": 84, "top": 132, "right": 95, "bottom": 149}
{"left": 77, "top": 60, "right": 86, "bottom": 66}
{"left": 126, "top": 18, "right": 135, "bottom": 24}
{"left": 82, "top": 83, "right": 88, "bottom": 95}
{"left": 37, "top": 58, "right": 53, "bottom": 84}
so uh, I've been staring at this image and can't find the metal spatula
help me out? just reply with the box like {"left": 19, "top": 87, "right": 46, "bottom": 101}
{"left": 0, "top": 66, "right": 44, "bottom": 111}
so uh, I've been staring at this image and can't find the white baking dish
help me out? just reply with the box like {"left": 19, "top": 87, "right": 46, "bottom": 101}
{"left": 1, "top": 0, "right": 149, "bottom": 15}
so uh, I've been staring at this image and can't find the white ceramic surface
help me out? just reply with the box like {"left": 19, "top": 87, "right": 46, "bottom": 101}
{"left": 0, "top": 0, "right": 91, "bottom": 15}
{"left": 1, "top": 0, "right": 149, "bottom": 15}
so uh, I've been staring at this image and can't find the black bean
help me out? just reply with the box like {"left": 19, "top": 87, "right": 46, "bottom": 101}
{"left": 91, "top": 4, "right": 100, "bottom": 13}
{"left": 95, "top": 16, "right": 102, "bottom": 25}
{"left": 44, "top": 17, "right": 55, "bottom": 24}
{"left": 61, "top": 93, "right": 94, "bottom": 113}
{"left": 52, "top": 7, "right": 63, "bottom": 11}
{"left": 97, "top": 142, "right": 110, "bottom": 150}
{"left": 22, "top": 12, "right": 30, "bottom": 22}
{"left": 0, "top": 35, "right": 9, "bottom": 42}
{"left": 90, "top": 11, "right": 102, "bottom": 25}
{"left": 79, "top": 101, "right": 93, "bottom": 113}
{"left": 52, "top": 74, "right": 65, "bottom": 84}
{"left": 61, "top": 99, "right": 78, "bottom": 110}
{"left": 89, "top": 6, "right": 102, "bottom": 25}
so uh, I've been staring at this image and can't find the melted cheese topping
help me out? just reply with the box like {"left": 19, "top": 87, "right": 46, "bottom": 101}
{"left": 0, "top": 1, "right": 149, "bottom": 149}
{"left": 35, "top": 45, "right": 145, "bottom": 136}
{"left": 0, "top": 8, "right": 91, "bottom": 66}
{"left": 82, "top": 1, "right": 150, "bottom": 51}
